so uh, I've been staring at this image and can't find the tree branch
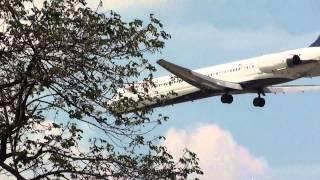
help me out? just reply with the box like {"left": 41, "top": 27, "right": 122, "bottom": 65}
{"left": 0, "top": 162, "right": 26, "bottom": 180}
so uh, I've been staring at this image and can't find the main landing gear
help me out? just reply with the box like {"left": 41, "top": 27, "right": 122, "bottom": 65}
{"left": 221, "top": 94, "right": 233, "bottom": 104}
{"left": 220, "top": 91, "right": 266, "bottom": 107}
{"left": 253, "top": 91, "right": 265, "bottom": 107}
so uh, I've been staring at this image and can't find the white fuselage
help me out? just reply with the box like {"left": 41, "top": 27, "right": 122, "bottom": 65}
{"left": 113, "top": 47, "right": 320, "bottom": 110}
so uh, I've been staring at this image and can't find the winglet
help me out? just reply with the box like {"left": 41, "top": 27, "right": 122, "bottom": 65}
{"left": 309, "top": 35, "right": 320, "bottom": 47}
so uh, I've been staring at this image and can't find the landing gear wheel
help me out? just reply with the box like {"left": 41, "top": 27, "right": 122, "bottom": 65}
{"left": 253, "top": 97, "right": 265, "bottom": 107}
{"left": 221, "top": 94, "right": 233, "bottom": 104}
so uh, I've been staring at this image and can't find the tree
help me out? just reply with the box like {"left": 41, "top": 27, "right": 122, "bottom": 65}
{"left": 0, "top": 0, "right": 202, "bottom": 179}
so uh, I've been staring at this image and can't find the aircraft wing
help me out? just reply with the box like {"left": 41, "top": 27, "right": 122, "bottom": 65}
{"left": 263, "top": 85, "right": 320, "bottom": 94}
{"left": 157, "top": 59, "right": 243, "bottom": 91}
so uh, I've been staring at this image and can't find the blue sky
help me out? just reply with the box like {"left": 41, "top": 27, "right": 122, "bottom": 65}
{"left": 92, "top": 0, "right": 320, "bottom": 179}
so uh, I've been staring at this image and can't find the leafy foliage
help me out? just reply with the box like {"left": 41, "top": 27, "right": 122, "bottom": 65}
{"left": 0, "top": 0, "right": 202, "bottom": 179}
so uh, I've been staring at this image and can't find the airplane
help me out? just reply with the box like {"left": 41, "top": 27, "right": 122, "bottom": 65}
{"left": 110, "top": 35, "right": 320, "bottom": 113}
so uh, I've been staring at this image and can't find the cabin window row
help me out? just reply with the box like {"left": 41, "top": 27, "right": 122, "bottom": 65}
{"left": 156, "top": 64, "right": 255, "bottom": 87}
{"left": 156, "top": 79, "right": 183, "bottom": 87}
{"left": 208, "top": 65, "right": 255, "bottom": 77}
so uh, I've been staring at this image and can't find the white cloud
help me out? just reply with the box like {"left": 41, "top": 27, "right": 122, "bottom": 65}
{"left": 86, "top": 0, "right": 168, "bottom": 10}
{"left": 164, "top": 124, "right": 268, "bottom": 180}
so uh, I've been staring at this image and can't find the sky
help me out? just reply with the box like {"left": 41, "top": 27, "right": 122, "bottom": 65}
{"left": 86, "top": 0, "right": 320, "bottom": 179}
{"left": 46, "top": 0, "right": 320, "bottom": 179}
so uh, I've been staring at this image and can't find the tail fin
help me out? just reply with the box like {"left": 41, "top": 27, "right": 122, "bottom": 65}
{"left": 309, "top": 35, "right": 320, "bottom": 47}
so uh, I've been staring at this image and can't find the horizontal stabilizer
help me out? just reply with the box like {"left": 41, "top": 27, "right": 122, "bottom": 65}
{"left": 264, "top": 85, "right": 320, "bottom": 94}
